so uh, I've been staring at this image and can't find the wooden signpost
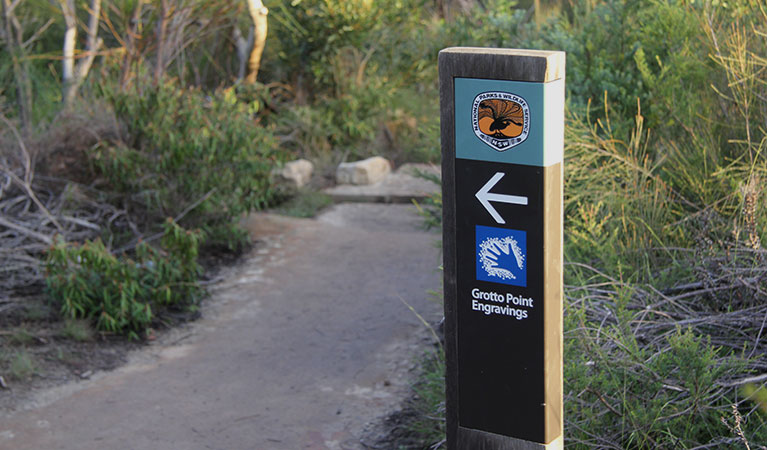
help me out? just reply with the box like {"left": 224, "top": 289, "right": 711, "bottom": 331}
{"left": 439, "top": 48, "right": 565, "bottom": 449}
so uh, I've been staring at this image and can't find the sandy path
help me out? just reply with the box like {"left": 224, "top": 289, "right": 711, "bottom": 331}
{"left": 0, "top": 203, "right": 442, "bottom": 450}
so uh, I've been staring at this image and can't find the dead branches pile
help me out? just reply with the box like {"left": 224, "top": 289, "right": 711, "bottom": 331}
{"left": 0, "top": 116, "right": 126, "bottom": 301}
{"left": 564, "top": 251, "right": 767, "bottom": 448}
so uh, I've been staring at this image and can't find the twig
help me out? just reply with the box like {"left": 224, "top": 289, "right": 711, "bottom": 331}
{"left": 0, "top": 113, "right": 64, "bottom": 232}
{"left": 0, "top": 216, "right": 52, "bottom": 244}
{"left": 60, "top": 215, "right": 100, "bottom": 231}
{"left": 113, "top": 189, "right": 217, "bottom": 254}
{"left": 719, "top": 373, "right": 767, "bottom": 388}
{"left": 173, "top": 188, "right": 216, "bottom": 224}
{"left": 585, "top": 387, "right": 622, "bottom": 417}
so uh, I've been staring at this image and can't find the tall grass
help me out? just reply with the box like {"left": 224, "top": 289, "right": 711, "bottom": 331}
{"left": 408, "top": 1, "right": 767, "bottom": 448}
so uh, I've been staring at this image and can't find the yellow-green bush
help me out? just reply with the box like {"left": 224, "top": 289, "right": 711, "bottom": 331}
{"left": 93, "top": 82, "right": 281, "bottom": 248}
{"left": 44, "top": 219, "right": 204, "bottom": 338}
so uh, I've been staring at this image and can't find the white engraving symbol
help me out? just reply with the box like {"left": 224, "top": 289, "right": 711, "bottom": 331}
{"left": 478, "top": 236, "right": 525, "bottom": 281}
{"left": 475, "top": 172, "right": 528, "bottom": 225}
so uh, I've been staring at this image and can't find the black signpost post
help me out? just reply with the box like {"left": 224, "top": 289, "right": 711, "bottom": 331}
{"left": 439, "top": 48, "right": 565, "bottom": 449}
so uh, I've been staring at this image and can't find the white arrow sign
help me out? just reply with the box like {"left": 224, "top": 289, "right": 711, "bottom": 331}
{"left": 475, "top": 172, "right": 528, "bottom": 225}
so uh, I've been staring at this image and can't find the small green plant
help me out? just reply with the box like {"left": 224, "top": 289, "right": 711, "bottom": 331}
{"left": 273, "top": 190, "right": 333, "bottom": 218}
{"left": 60, "top": 319, "right": 94, "bottom": 342}
{"left": 44, "top": 219, "right": 204, "bottom": 337}
{"left": 8, "top": 328, "right": 36, "bottom": 346}
{"left": 8, "top": 350, "right": 37, "bottom": 381}
{"left": 411, "top": 168, "right": 442, "bottom": 230}
{"left": 407, "top": 349, "right": 446, "bottom": 449}
{"left": 20, "top": 302, "right": 53, "bottom": 321}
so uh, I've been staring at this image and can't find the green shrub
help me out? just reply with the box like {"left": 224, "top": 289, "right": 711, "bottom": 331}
{"left": 563, "top": 272, "right": 767, "bottom": 448}
{"left": 44, "top": 219, "right": 204, "bottom": 337}
{"left": 407, "top": 1, "right": 767, "bottom": 447}
{"left": 92, "top": 82, "right": 281, "bottom": 246}
{"left": 269, "top": 0, "right": 386, "bottom": 92}
{"left": 266, "top": 0, "right": 442, "bottom": 164}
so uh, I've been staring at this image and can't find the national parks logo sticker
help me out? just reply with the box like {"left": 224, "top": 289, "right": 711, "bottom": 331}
{"left": 472, "top": 92, "right": 530, "bottom": 152}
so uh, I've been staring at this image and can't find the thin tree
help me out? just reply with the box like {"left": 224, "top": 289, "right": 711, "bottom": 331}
{"left": 1, "top": 0, "right": 51, "bottom": 131}
{"left": 153, "top": 0, "right": 170, "bottom": 85}
{"left": 234, "top": 0, "right": 268, "bottom": 84}
{"left": 60, "top": 0, "right": 102, "bottom": 107}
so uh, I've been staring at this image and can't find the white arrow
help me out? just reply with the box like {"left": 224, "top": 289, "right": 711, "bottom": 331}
{"left": 475, "top": 172, "right": 528, "bottom": 225}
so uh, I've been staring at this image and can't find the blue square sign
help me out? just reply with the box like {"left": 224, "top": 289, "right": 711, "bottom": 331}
{"left": 476, "top": 225, "right": 527, "bottom": 287}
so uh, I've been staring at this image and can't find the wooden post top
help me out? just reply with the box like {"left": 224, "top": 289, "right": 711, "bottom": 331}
{"left": 439, "top": 47, "right": 565, "bottom": 83}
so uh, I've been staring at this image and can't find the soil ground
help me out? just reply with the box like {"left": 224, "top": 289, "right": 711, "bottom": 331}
{"left": 0, "top": 203, "right": 443, "bottom": 450}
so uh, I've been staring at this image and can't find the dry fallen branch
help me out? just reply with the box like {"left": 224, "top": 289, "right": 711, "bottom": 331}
{"left": 564, "top": 252, "right": 767, "bottom": 447}
{"left": 0, "top": 118, "right": 130, "bottom": 297}
{"left": 0, "top": 216, "right": 52, "bottom": 244}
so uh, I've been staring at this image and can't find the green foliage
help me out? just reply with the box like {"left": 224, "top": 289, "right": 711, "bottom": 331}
{"left": 19, "top": 302, "right": 53, "bottom": 322}
{"left": 564, "top": 107, "right": 683, "bottom": 279}
{"left": 8, "top": 350, "right": 37, "bottom": 381}
{"left": 453, "top": 1, "right": 715, "bottom": 138}
{"left": 563, "top": 280, "right": 767, "bottom": 448}
{"left": 407, "top": 349, "right": 446, "bottom": 448}
{"left": 269, "top": 0, "right": 384, "bottom": 89}
{"left": 44, "top": 219, "right": 204, "bottom": 337}
{"left": 276, "top": 68, "right": 392, "bottom": 156}
{"left": 744, "top": 384, "right": 767, "bottom": 414}
{"left": 275, "top": 73, "right": 439, "bottom": 163}
{"left": 60, "top": 319, "right": 95, "bottom": 342}
{"left": 406, "top": 1, "right": 767, "bottom": 447}
{"left": 1, "top": 348, "right": 38, "bottom": 381}
{"left": 8, "top": 328, "right": 35, "bottom": 346}
{"left": 92, "top": 82, "right": 281, "bottom": 244}
{"left": 412, "top": 169, "right": 442, "bottom": 230}
{"left": 267, "top": 0, "right": 442, "bottom": 163}
{"left": 273, "top": 189, "right": 333, "bottom": 218}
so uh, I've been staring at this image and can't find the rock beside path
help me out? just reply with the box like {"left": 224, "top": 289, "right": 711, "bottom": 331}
{"left": 336, "top": 156, "right": 392, "bottom": 185}
{"left": 326, "top": 163, "right": 441, "bottom": 204}
{"left": 273, "top": 158, "right": 314, "bottom": 189}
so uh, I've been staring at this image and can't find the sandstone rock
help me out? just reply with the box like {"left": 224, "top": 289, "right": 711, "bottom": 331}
{"left": 336, "top": 156, "right": 391, "bottom": 185}
{"left": 274, "top": 159, "right": 314, "bottom": 189}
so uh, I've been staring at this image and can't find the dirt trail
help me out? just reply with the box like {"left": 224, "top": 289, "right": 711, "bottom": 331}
{"left": 0, "top": 203, "right": 442, "bottom": 450}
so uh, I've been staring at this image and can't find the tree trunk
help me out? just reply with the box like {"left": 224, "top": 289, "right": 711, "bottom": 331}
{"left": 2, "top": 0, "right": 32, "bottom": 131}
{"left": 60, "top": 0, "right": 102, "bottom": 106}
{"left": 61, "top": 0, "right": 77, "bottom": 105}
{"left": 120, "top": 0, "right": 145, "bottom": 90}
{"left": 244, "top": 0, "right": 268, "bottom": 84}
{"left": 77, "top": 0, "right": 102, "bottom": 80}
{"left": 154, "top": 0, "right": 171, "bottom": 86}
{"left": 233, "top": 25, "right": 254, "bottom": 82}
{"left": 437, "top": 0, "right": 479, "bottom": 21}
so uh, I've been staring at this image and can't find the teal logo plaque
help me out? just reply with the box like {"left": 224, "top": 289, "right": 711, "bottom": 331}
{"left": 471, "top": 92, "right": 530, "bottom": 152}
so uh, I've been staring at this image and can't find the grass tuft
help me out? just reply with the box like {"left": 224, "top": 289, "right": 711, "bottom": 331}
{"left": 60, "top": 319, "right": 94, "bottom": 342}
{"left": 273, "top": 190, "right": 334, "bottom": 218}
{"left": 8, "top": 350, "right": 37, "bottom": 381}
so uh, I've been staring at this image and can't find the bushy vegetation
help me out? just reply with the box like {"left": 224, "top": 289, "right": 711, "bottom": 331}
{"left": 44, "top": 219, "right": 204, "bottom": 338}
{"left": 406, "top": 0, "right": 767, "bottom": 448}
{"left": 266, "top": 0, "right": 445, "bottom": 164}
{"left": 2, "top": 0, "right": 767, "bottom": 446}
{"left": 93, "top": 82, "right": 281, "bottom": 248}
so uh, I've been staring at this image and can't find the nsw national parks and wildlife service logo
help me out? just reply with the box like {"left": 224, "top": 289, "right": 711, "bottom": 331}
{"left": 472, "top": 92, "right": 530, "bottom": 152}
